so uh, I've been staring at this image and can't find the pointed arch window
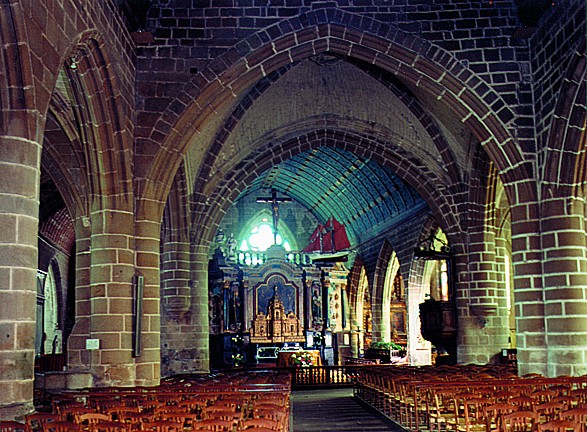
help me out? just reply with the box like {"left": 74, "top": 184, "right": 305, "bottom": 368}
{"left": 239, "top": 221, "right": 292, "bottom": 252}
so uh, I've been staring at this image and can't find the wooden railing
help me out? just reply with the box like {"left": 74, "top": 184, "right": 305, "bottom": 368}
{"left": 285, "top": 365, "right": 384, "bottom": 388}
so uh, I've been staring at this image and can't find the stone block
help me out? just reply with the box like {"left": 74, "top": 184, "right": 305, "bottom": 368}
{"left": 0, "top": 323, "right": 15, "bottom": 350}
{"left": 15, "top": 322, "right": 35, "bottom": 350}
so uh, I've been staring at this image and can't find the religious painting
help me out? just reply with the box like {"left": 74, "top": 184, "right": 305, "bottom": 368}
{"left": 390, "top": 304, "right": 406, "bottom": 336}
{"left": 256, "top": 275, "right": 297, "bottom": 316}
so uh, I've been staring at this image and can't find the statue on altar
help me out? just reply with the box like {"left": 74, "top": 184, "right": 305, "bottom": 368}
{"left": 311, "top": 281, "right": 323, "bottom": 329}
{"left": 227, "top": 281, "right": 242, "bottom": 331}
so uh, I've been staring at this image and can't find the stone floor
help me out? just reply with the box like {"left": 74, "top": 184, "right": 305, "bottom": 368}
{"left": 291, "top": 387, "right": 407, "bottom": 432}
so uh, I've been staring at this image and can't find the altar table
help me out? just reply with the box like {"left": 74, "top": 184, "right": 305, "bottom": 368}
{"left": 277, "top": 350, "right": 322, "bottom": 367}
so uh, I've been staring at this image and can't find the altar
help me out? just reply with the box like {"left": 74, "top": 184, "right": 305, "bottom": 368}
{"left": 277, "top": 350, "right": 322, "bottom": 367}
{"left": 208, "top": 241, "right": 349, "bottom": 369}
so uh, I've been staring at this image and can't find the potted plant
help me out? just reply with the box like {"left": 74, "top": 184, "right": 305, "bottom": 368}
{"left": 365, "top": 341, "right": 406, "bottom": 363}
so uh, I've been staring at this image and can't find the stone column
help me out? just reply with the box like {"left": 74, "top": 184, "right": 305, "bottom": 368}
{"left": 510, "top": 199, "right": 548, "bottom": 376}
{"left": 370, "top": 277, "right": 390, "bottom": 344}
{"left": 67, "top": 219, "right": 92, "bottom": 371}
{"left": 160, "top": 235, "right": 191, "bottom": 318}
{"left": 134, "top": 217, "right": 162, "bottom": 386}
{"left": 537, "top": 195, "right": 587, "bottom": 376}
{"left": 457, "top": 228, "right": 510, "bottom": 365}
{"left": 161, "top": 241, "right": 209, "bottom": 375}
{"left": 189, "top": 245, "right": 210, "bottom": 372}
{"left": 68, "top": 208, "right": 139, "bottom": 386}
{"left": 0, "top": 135, "right": 40, "bottom": 419}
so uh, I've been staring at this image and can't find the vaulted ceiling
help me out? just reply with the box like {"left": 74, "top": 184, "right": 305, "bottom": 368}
{"left": 240, "top": 147, "right": 426, "bottom": 246}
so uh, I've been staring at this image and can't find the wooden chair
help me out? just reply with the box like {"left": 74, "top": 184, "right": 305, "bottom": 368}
{"left": 239, "top": 417, "right": 280, "bottom": 431}
{"left": 140, "top": 401, "right": 166, "bottom": 414}
{"left": 157, "top": 412, "right": 198, "bottom": 429}
{"left": 538, "top": 419, "right": 582, "bottom": 432}
{"left": 116, "top": 411, "right": 153, "bottom": 429}
{"left": 76, "top": 412, "right": 110, "bottom": 427}
{"left": 107, "top": 407, "right": 141, "bottom": 421}
{"left": 88, "top": 420, "right": 128, "bottom": 432}
{"left": 493, "top": 390, "right": 519, "bottom": 402}
{"left": 554, "top": 395, "right": 577, "bottom": 409}
{"left": 533, "top": 401, "right": 566, "bottom": 423}
{"left": 549, "top": 384, "right": 572, "bottom": 396}
{"left": 200, "top": 406, "right": 239, "bottom": 422}
{"left": 455, "top": 396, "right": 488, "bottom": 432}
{"left": 561, "top": 407, "right": 587, "bottom": 432}
{"left": 502, "top": 410, "right": 540, "bottom": 432}
{"left": 192, "top": 418, "right": 234, "bottom": 431}
{"left": 41, "top": 421, "right": 80, "bottom": 432}
{"left": 570, "top": 388, "right": 587, "bottom": 407}
{"left": 141, "top": 420, "right": 184, "bottom": 431}
{"left": 425, "top": 388, "right": 459, "bottom": 432}
{"left": 177, "top": 399, "right": 208, "bottom": 415}
{"left": 510, "top": 395, "right": 536, "bottom": 411}
{"left": 532, "top": 389, "right": 558, "bottom": 403}
{"left": 25, "top": 412, "right": 64, "bottom": 431}
{"left": 483, "top": 402, "right": 518, "bottom": 432}
{"left": 66, "top": 407, "right": 96, "bottom": 423}
{"left": 0, "top": 421, "right": 30, "bottom": 432}
{"left": 251, "top": 403, "right": 282, "bottom": 412}
{"left": 251, "top": 408, "right": 289, "bottom": 431}
{"left": 52, "top": 400, "right": 86, "bottom": 416}
{"left": 239, "top": 428, "right": 276, "bottom": 432}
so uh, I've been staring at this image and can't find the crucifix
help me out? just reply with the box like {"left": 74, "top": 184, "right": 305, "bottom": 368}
{"left": 256, "top": 189, "right": 292, "bottom": 244}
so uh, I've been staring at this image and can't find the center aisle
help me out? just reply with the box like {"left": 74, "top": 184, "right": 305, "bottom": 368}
{"left": 291, "top": 388, "right": 407, "bottom": 432}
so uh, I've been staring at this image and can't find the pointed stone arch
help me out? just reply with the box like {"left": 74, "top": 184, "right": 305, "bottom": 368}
{"left": 347, "top": 255, "right": 369, "bottom": 357}
{"left": 542, "top": 44, "right": 587, "bottom": 196}
{"left": 161, "top": 163, "right": 192, "bottom": 319}
{"left": 63, "top": 35, "right": 134, "bottom": 210}
{"left": 371, "top": 241, "right": 397, "bottom": 344}
{"left": 138, "top": 9, "right": 522, "bottom": 224}
{"left": 190, "top": 127, "right": 462, "bottom": 254}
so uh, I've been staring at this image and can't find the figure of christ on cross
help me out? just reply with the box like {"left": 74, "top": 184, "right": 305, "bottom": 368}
{"left": 256, "top": 188, "right": 292, "bottom": 244}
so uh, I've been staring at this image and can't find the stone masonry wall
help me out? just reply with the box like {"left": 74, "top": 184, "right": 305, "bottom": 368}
{"left": 139, "top": 0, "right": 529, "bottom": 142}
{"left": 531, "top": 0, "right": 585, "bottom": 156}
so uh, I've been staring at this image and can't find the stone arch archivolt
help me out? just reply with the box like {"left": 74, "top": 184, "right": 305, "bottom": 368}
{"left": 347, "top": 256, "right": 369, "bottom": 356}
{"left": 542, "top": 43, "right": 587, "bottom": 195}
{"left": 371, "top": 241, "right": 396, "bottom": 343}
{"left": 0, "top": 1, "right": 35, "bottom": 137}
{"left": 191, "top": 126, "right": 463, "bottom": 253}
{"left": 141, "top": 9, "right": 522, "bottom": 224}
{"left": 36, "top": 31, "right": 133, "bottom": 224}
{"left": 160, "top": 163, "right": 192, "bottom": 318}
{"left": 61, "top": 35, "right": 133, "bottom": 209}
{"left": 194, "top": 59, "right": 463, "bottom": 196}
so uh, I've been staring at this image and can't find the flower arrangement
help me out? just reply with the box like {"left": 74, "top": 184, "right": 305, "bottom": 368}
{"left": 232, "top": 353, "right": 244, "bottom": 367}
{"left": 291, "top": 351, "right": 314, "bottom": 367}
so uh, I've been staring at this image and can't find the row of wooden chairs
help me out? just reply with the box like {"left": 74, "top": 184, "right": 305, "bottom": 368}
{"left": 18, "top": 371, "right": 291, "bottom": 431}
{"left": 1, "top": 421, "right": 280, "bottom": 432}
{"left": 353, "top": 364, "right": 587, "bottom": 432}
